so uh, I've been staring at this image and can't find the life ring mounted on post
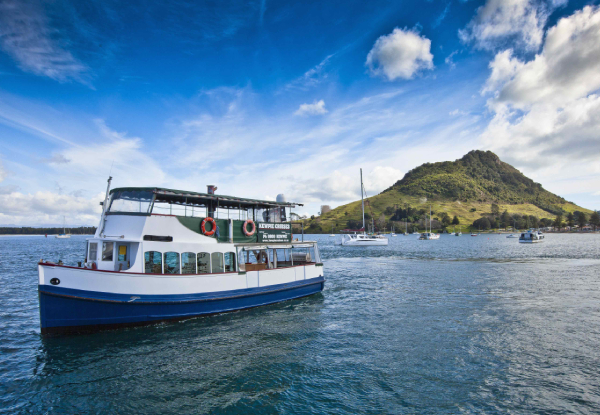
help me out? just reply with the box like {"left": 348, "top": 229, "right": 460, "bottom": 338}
{"left": 201, "top": 217, "right": 217, "bottom": 236}
{"left": 243, "top": 219, "right": 256, "bottom": 236}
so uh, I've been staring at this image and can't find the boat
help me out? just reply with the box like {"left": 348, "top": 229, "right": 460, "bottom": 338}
{"left": 418, "top": 206, "right": 440, "bottom": 240}
{"left": 37, "top": 178, "right": 325, "bottom": 334}
{"left": 390, "top": 225, "right": 396, "bottom": 237}
{"left": 341, "top": 169, "right": 388, "bottom": 246}
{"left": 55, "top": 216, "right": 71, "bottom": 239}
{"left": 454, "top": 226, "right": 462, "bottom": 236}
{"left": 506, "top": 234, "right": 519, "bottom": 238}
{"left": 471, "top": 228, "right": 479, "bottom": 236}
{"left": 329, "top": 224, "right": 335, "bottom": 237}
{"left": 412, "top": 231, "right": 420, "bottom": 235}
{"left": 519, "top": 229, "right": 544, "bottom": 243}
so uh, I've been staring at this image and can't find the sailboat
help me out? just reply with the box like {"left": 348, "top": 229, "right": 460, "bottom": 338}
{"left": 403, "top": 219, "right": 408, "bottom": 235}
{"left": 471, "top": 226, "right": 479, "bottom": 237}
{"left": 329, "top": 224, "right": 335, "bottom": 237}
{"left": 55, "top": 216, "right": 71, "bottom": 239}
{"left": 391, "top": 225, "right": 397, "bottom": 237}
{"left": 455, "top": 226, "right": 462, "bottom": 236}
{"left": 341, "top": 169, "right": 388, "bottom": 246}
{"left": 419, "top": 206, "right": 440, "bottom": 240}
{"left": 506, "top": 219, "right": 519, "bottom": 238}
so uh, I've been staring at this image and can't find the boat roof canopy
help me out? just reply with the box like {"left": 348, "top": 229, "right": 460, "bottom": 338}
{"left": 109, "top": 187, "right": 302, "bottom": 209}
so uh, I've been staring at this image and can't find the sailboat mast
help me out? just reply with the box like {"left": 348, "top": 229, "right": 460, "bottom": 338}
{"left": 360, "top": 168, "right": 365, "bottom": 233}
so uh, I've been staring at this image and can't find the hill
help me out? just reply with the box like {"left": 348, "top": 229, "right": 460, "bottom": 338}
{"left": 302, "top": 150, "right": 593, "bottom": 233}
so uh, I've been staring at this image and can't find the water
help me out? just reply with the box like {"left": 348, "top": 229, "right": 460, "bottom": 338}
{"left": 1, "top": 234, "right": 600, "bottom": 414}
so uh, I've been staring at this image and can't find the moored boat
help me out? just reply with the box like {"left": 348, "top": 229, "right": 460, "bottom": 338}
{"left": 38, "top": 179, "right": 325, "bottom": 334}
{"left": 341, "top": 169, "right": 388, "bottom": 246}
{"left": 519, "top": 229, "right": 544, "bottom": 243}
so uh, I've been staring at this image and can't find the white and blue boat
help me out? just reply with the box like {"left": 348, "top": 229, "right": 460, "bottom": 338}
{"left": 38, "top": 179, "right": 325, "bottom": 334}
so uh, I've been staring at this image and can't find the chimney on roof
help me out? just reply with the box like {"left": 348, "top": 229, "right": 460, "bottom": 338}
{"left": 207, "top": 185, "right": 217, "bottom": 195}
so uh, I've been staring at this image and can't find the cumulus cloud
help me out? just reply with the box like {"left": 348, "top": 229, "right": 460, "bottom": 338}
{"left": 459, "top": 0, "right": 556, "bottom": 52}
{"left": 294, "top": 100, "right": 328, "bottom": 116}
{"left": 481, "top": 6, "right": 600, "bottom": 168}
{"left": 0, "top": 0, "right": 90, "bottom": 84}
{"left": 366, "top": 28, "right": 433, "bottom": 81}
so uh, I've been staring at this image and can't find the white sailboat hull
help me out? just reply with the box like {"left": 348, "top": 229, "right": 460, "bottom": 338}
{"left": 341, "top": 235, "right": 388, "bottom": 246}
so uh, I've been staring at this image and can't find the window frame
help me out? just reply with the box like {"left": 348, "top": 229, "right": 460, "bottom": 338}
{"left": 101, "top": 242, "right": 114, "bottom": 262}
{"left": 163, "top": 251, "right": 181, "bottom": 274}
{"left": 181, "top": 252, "right": 197, "bottom": 274}
{"left": 144, "top": 251, "right": 163, "bottom": 274}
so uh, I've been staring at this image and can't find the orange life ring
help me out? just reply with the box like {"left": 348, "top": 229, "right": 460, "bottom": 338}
{"left": 201, "top": 217, "right": 217, "bottom": 236}
{"left": 243, "top": 219, "right": 256, "bottom": 236}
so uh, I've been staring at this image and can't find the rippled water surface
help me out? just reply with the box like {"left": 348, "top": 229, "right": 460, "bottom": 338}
{"left": 1, "top": 234, "right": 600, "bottom": 414}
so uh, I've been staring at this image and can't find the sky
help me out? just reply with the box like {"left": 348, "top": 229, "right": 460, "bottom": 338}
{"left": 0, "top": 0, "right": 599, "bottom": 226}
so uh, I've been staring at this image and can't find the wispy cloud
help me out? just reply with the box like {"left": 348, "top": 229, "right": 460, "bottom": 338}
{"left": 0, "top": 0, "right": 91, "bottom": 85}
{"left": 280, "top": 53, "right": 335, "bottom": 93}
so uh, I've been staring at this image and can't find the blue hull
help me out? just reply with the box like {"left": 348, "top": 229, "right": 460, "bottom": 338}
{"left": 39, "top": 277, "right": 325, "bottom": 334}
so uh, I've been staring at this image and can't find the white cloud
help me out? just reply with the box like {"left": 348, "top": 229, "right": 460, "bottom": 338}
{"left": 0, "top": 190, "right": 103, "bottom": 226}
{"left": 366, "top": 28, "right": 434, "bottom": 81}
{"left": 294, "top": 100, "right": 328, "bottom": 116}
{"left": 39, "top": 153, "right": 70, "bottom": 164}
{"left": 480, "top": 6, "right": 600, "bottom": 199}
{"left": 0, "top": 159, "right": 7, "bottom": 182}
{"left": 459, "top": 0, "right": 554, "bottom": 52}
{"left": 0, "top": 0, "right": 90, "bottom": 84}
{"left": 281, "top": 54, "right": 334, "bottom": 93}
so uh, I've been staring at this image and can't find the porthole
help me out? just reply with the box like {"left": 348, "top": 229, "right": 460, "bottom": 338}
{"left": 50, "top": 278, "right": 60, "bottom": 285}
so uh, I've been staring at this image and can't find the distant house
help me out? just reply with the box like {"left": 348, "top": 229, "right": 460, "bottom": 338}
{"left": 320, "top": 205, "right": 332, "bottom": 215}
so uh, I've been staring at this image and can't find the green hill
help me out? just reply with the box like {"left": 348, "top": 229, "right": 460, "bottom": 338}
{"left": 302, "top": 150, "right": 592, "bottom": 233}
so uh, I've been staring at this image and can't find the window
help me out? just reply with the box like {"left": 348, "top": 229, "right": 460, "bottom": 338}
{"left": 211, "top": 252, "right": 224, "bottom": 273}
{"left": 197, "top": 252, "right": 210, "bottom": 274}
{"left": 181, "top": 252, "right": 196, "bottom": 274}
{"left": 89, "top": 242, "right": 98, "bottom": 261}
{"left": 163, "top": 252, "right": 180, "bottom": 274}
{"left": 109, "top": 190, "right": 153, "bottom": 213}
{"left": 237, "top": 248, "right": 246, "bottom": 272}
{"left": 145, "top": 251, "right": 162, "bottom": 273}
{"left": 102, "top": 242, "right": 113, "bottom": 261}
{"left": 224, "top": 252, "right": 236, "bottom": 272}
{"left": 275, "top": 249, "right": 291, "bottom": 268}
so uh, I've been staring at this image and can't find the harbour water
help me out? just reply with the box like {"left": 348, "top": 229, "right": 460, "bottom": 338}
{"left": 1, "top": 234, "right": 600, "bottom": 413}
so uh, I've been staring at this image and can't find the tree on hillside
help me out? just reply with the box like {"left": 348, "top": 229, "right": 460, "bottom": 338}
{"left": 554, "top": 214, "right": 563, "bottom": 231}
{"left": 589, "top": 211, "right": 600, "bottom": 231}
{"left": 529, "top": 215, "right": 539, "bottom": 229}
{"left": 577, "top": 212, "right": 587, "bottom": 229}
{"left": 473, "top": 217, "right": 491, "bottom": 230}
{"left": 377, "top": 214, "right": 386, "bottom": 231}
{"left": 491, "top": 203, "right": 500, "bottom": 216}
{"left": 500, "top": 210, "right": 510, "bottom": 228}
{"left": 452, "top": 215, "right": 460, "bottom": 225}
{"left": 567, "top": 212, "right": 574, "bottom": 228}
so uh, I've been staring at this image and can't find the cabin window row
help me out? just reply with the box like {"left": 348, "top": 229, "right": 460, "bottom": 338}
{"left": 144, "top": 251, "right": 236, "bottom": 274}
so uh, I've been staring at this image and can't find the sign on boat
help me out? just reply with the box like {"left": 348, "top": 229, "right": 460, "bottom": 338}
{"left": 37, "top": 178, "right": 325, "bottom": 334}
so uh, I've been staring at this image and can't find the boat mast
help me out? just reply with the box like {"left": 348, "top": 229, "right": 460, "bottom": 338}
{"left": 360, "top": 168, "right": 365, "bottom": 234}
{"left": 430, "top": 205, "right": 432, "bottom": 233}
{"left": 98, "top": 176, "right": 113, "bottom": 237}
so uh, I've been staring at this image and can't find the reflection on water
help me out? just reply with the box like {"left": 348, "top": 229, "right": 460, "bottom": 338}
{"left": 1, "top": 234, "right": 600, "bottom": 413}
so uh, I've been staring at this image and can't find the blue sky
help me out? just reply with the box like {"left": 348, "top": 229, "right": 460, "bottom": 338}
{"left": 0, "top": 0, "right": 599, "bottom": 225}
